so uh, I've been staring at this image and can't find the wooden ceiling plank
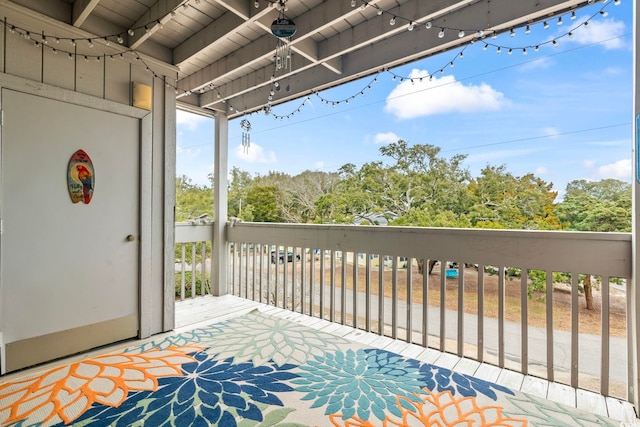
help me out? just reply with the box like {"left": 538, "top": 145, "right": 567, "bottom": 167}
{"left": 72, "top": 0, "right": 101, "bottom": 27}
{"left": 129, "top": 0, "right": 185, "bottom": 49}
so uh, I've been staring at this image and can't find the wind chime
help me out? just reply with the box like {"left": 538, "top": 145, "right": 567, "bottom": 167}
{"left": 240, "top": 119, "right": 251, "bottom": 153}
{"left": 271, "top": 0, "right": 296, "bottom": 73}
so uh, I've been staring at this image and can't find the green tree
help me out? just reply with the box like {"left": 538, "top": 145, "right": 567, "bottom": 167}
{"left": 228, "top": 167, "right": 255, "bottom": 220}
{"left": 175, "top": 175, "right": 213, "bottom": 222}
{"left": 555, "top": 179, "right": 631, "bottom": 309}
{"left": 245, "top": 185, "right": 283, "bottom": 222}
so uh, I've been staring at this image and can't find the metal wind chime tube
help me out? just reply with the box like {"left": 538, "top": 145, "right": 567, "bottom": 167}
{"left": 240, "top": 119, "right": 251, "bottom": 153}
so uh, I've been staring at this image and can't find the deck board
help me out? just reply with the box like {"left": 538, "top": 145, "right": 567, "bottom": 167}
{"left": 175, "top": 295, "right": 638, "bottom": 423}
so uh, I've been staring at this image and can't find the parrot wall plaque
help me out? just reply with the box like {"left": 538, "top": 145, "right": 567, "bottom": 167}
{"left": 67, "top": 149, "right": 95, "bottom": 204}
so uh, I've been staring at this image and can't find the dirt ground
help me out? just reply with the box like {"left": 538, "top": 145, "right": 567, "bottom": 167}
{"left": 322, "top": 261, "right": 628, "bottom": 338}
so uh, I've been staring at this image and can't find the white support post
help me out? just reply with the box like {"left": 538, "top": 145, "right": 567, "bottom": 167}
{"left": 631, "top": 0, "right": 639, "bottom": 410}
{"left": 213, "top": 112, "right": 229, "bottom": 296}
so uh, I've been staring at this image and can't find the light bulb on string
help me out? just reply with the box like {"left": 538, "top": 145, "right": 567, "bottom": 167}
{"left": 377, "top": 8, "right": 383, "bottom": 15}
{"left": 534, "top": 45, "right": 539, "bottom": 51}
{"left": 128, "top": 29, "right": 134, "bottom": 36}
{"left": 507, "top": 48, "right": 512, "bottom": 55}
{"left": 557, "top": 16, "right": 563, "bottom": 25}
{"left": 425, "top": 21, "right": 432, "bottom": 29}
{"left": 543, "top": 21, "right": 549, "bottom": 29}
{"left": 552, "top": 39, "right": 558, "bottom": 47}
{"left": 525, "top": 25, "right": 531, "bottom": 34}
{"left": 600, "top": 10, "right": 608, "bottom": 16}
{"left": 510, "top": 28, "right": 515, "bottom": 37}
{"left": 571, "top": 11, "right": 577, "bottom": 19}
{"left": 458, "top": 30, "right": 464, "bottom": 37}
{"left": 614, "top": 0, "right": 621, "bottom": 5}
{"left": 496, "top": 46, "right": 501, "bottom": 53}
{"left": 389, "top": 16, "right": 396, "bottom": 25}
{"left": 483, "top": 43, "right": 488, "bottom": 50}
{"left": 522, "top": 48, "right": 527, "bottom": 55}
{"left": 351, "top": 0, "right": 356, "bottom": 7}
{"left": 117, "top": 35, "right": 124, "bottom": 43}
{"left": 438, "top": 29, "right": 445, "bottom": 38}
{"left": 408, "top": 22, "right": 414, "bottom": 31}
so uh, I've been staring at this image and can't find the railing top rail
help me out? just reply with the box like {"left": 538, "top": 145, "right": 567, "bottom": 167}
{"left": 225, "top": 222, "right": 631, "bottom": 277}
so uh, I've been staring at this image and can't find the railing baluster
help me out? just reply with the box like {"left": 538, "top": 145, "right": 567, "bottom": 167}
{"left": 407, "top": 258, "right": 412, "bottom": 343}
{"left": 457, "top": 261, "right": 464, "bottom": 356}
{"left": 267, "top": 245, "right": 272, "bottom": 305}
{"left": 571, "top": 271, "right": 579, "bottom": 388}
{"left": 259, "top": 244, "right": 264, "bottom": 303}
{"left": 366, "top": 253, "right": 371, "bottom": 332}
{"left": 477, "top": 264, "right": 484, "bottom": 362}
{"left": 330, "top": 250, "right": 336, "bottom": 323}
{"left": 301, "top": 248, "right": 307, "bottom": 315}
{"left": 392, "top": 256, "right": 398, "bottom": 340}
{"left": 243, "top": 244, "right": 249, "bottom": 299}
{"left": 180, "top": 244, "right": 186, "bottom": 300}
{"left": 353, "top": 252, "right": 359, "bottom": 329}
{"left": 341, "top": 251, "right": 347, "bottom": 325}
{"left": 200, "top": 242, "right": 207, "bottom": 296}
{"left": 521, "top": 268, "right": 528, "bottom": 375}
{"left": 422, "top": 259, "right": 429, "bottom": 348}
{"left": 320, "top": 251, "right": 325, "bottom": 319}
{"left": 546, "top": 270, "right": 554, "bottom": 382}
{"left": 275, "top": 245, "right": 280, "bottom": 307}
{"left": 284, "top": 246, "right": 289, "bottom": 310}
{"left": 191, "top": 243, "right": 197, "bottom": 298}
{"left": 440, "top": 261, "right": 446, "bottom": 352}
{"left": 498, "top": 266, "right": 505, "bottom": 368}
{"left": 310, "top": 249, "right": 316, "bottom": 316}
{"left": 292, "top": 247, "right": 298, "bottom": 311}
{"left": 230, "top": 243, "right": 236, "bottom": 296}
{"left": 251, "top": 244, "right": 257, "bottom": 301}
{"left": 378, "top": 254, "right": 384, "bottom": 336}
{"left": 601, "top": 275, "right": 610, "bottom": 396}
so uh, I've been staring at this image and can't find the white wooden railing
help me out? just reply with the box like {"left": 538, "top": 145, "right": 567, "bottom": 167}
{"left": 175, "top": 221, "right": 633, "bottom": 401}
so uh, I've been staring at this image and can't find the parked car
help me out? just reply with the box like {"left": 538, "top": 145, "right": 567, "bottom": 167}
{"left": 271, "top": 250, "right": 301, "bottom": 264}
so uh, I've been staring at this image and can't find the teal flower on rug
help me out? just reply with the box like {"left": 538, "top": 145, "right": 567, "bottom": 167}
{"left": 124, "top": 325, "right": 226, "bottom": 353}
{"left": 292, "top": 348, "right": 424, "bottom": 422}
{"left": 199, "top": 312, "right": 349, "bottom": 366}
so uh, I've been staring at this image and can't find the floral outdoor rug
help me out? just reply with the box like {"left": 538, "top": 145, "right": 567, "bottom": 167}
{"left": 0, "top": 310, "right": 619, "bottom": 426}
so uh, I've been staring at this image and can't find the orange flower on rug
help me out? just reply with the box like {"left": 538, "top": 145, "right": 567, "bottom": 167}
{"left": 0, "top": 345, "right": 203, "bottom": 426}
{"left": 328, "top": 389, "right": 528, "bottom": 426}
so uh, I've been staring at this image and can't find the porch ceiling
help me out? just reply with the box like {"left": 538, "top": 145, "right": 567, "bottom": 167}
{"left": 11, "top": 0, "right": 593, "bottom": 118}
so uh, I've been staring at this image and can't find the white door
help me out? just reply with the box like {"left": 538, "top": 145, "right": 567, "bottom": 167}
{"left": 0, "top": 89, "right": 140, "bottom": 372}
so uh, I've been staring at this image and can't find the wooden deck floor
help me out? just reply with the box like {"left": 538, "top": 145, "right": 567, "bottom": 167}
{"left": 176, "top": 294, "right": 640, "bottom": 425}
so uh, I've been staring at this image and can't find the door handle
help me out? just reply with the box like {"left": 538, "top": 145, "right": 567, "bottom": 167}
{"left": 126, "top": 234, "right": 136, "bottom": 242}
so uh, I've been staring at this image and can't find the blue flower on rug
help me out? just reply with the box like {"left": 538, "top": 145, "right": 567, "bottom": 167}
{"left": 292, "top": 348, "right": 424, "bottom": 422}
{"left": 418, "top": 364, "right": 514, "bottom": 400}
{"left": 66, "top": 352, "right": 299, "bottom": 427}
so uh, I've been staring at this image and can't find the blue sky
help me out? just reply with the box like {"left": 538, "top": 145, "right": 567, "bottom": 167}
{"left": 176, "top": 0, "right": 632, "bottom": 199}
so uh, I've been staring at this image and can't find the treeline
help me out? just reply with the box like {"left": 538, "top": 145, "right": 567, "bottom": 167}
{"left": 176, "top": 140, "right": 631, "bottom": 233}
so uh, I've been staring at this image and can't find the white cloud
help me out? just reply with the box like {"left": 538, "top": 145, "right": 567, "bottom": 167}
{"left": 583, "top": 159, "right": 596, "bottom": 168}
{"left": 374, "top": 132, "right": 400, "bottom": 145}
{"left": 596, "top": 158, "right": 632, "bottom": 180}
{"left": 570, "top": 17, "right": 626, "bottom": 50}
{"left": 234, "top": 142, "right": 277, "bottom": 164}
{"left": 176, "top": 110, "right": 210, "bottom": 131}
{"left": 542, "top": 127, "right": 560, "bottom": 139}
{"left": 315, "top": 161, "right": 325, "bottom": 169}
{"left": 535, "top": 166, "right": 550, "bottom": 175}
{"left": 385, "top": 70, "right": 507, "bottom": 120}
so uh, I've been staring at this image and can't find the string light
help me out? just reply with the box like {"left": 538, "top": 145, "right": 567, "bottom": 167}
{"left": 389, "top": 16, "right": 396, "bottom": 26}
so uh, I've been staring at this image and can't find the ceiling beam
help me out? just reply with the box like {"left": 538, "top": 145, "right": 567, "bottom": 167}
{"left": 173, "top": 5, "right": 273, "bottom": 67}
{"left": 129, "top": 0, "right": 184, "bottom": 50}
{"left": 173, "top": 13, "right": 246, "bottom": 65}
{"left": 72, "top": 0, "right": 100, "bottom": 27}
{"left": 177, "top": 0, "right": 476, "bottom": 93}
{"left": 206, "top": 0, "right": 588, "bottom": 117}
